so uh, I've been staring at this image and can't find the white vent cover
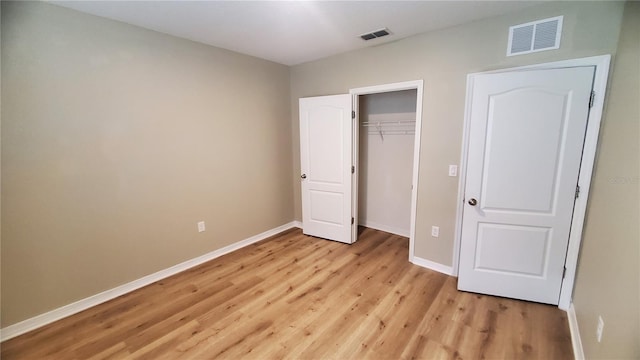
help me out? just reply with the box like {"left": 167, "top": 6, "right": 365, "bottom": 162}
{"left": 507, "top": 16, "right": 563, "bottom": 56}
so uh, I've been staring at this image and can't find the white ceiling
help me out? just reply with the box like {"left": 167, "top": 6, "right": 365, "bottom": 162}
{"left": 51, "top": 1, "right": 543, "bottom": 66}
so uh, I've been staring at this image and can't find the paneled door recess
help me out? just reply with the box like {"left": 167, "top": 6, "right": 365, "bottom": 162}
{"left": 458, "top": 66, "right": 595, "bottom": 304}
{"left": 299, "top": 95, "right": 354, "bottom": 244}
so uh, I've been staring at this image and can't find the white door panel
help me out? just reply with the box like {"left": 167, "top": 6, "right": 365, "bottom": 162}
{"left": 300, "top": 95, "right": 353, "bottom": 244}
{"left": 309, "top": 190, "right": 344, "bottom": 225}
{"left": 474, "top": 223, "right": 551, "bottom": 276}
{"left": 308, "top": 106, "right": 345, "bottom": 184}
{"left": 458, "top": 67, "right": 594, "bottom": 304}
{"left": 481, "top": 88, "right": 569, "bottom": 213}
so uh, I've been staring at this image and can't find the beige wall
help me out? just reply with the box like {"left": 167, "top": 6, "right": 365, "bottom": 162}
{"left": 1, "top": 1, "right": 292, "bottom": 326}
{"left": 572, "top": 2, "right": 640, "bottom": 359}
{"left": 0, "top": 1, "right": 3, "bottom": 324}
{"left": 290, "top": 1, "right": 625, "bottom": 266}
{"left": 2, "top": 4, "right": 637, "bottom": 358}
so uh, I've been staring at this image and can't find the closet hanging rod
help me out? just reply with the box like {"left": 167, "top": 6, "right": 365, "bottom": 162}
{"left": 367, "top": 130, "right": 415, "bottom": 135}
{"left": 362, "top": 124, "right": 415, "bottom": 128}
{"left": 361, "top": 120, "right": 415, "bottom": 126}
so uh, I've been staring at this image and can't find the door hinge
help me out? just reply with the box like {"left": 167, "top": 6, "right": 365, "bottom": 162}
{"left": 575, "top": 185, "right": 581, "bottom": 199}
{"left": 589, "top": 91, "right": 595, "bottom": 108}
{"left": 352, "top": 110, "right": 356, "bottom": 119}
{"left": 351, "top": 165, "right": 355, "bottom": 174}
{"left": 562, "top": 266, "right": 567, "bottom": 279}
{"left": 351, "top": 217, "right": 354, "bottom": 225}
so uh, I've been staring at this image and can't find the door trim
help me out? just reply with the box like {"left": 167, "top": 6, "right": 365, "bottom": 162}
{"left": 350, "top": 80, "right": 424, "bottom": 261}
{"left": 453, "top": 55, "right": 611, "bottom": 310}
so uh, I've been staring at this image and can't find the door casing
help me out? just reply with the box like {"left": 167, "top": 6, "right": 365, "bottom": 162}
{"left": 453, "top": 55, "right": 611, "bottom": 310}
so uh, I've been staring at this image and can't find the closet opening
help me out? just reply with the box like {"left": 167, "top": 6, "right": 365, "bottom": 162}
{"left": 350, "top": 80, "right": 423, "bottom": 261}
{"left": 357, "top": 90, "right": 417, "bottom": 238}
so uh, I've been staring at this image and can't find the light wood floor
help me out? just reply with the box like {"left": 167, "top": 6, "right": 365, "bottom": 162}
{"left": 1, "top": 227, "right": 573, "bottom": 359}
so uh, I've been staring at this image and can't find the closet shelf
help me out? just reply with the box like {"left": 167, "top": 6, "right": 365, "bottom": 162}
{"left": 365, "top": 125, "right": 415, "bottom": 139}
{"left": 366, "top": 130, "right": 415, "bottom": 135}
{"left": 362, "top": 119, "right": 416, "bottom": 140}
{"left": 361, "top": 120, "right": 415, "bottom": 127}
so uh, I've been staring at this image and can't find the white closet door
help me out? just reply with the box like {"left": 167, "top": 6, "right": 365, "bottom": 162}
{"left": 458, "top": 66, "right": 594, "bottom": 304}
{"left": 300, "top": 95, "right": 353, "bottom": 244}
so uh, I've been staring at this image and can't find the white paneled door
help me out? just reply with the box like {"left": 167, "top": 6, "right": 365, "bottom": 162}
{"left": 458, "top": 67, "right": 595, "bottom": 304}
{"left": 300, "top": 95, "right": 354, "bottom": 244}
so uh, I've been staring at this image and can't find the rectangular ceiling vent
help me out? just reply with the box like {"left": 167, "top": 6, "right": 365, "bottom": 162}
{"left": 360, "top": 28, "right": 390, "bottom": 41}
{"left": 507, "top": 16, "right": 563, "bottom": 56}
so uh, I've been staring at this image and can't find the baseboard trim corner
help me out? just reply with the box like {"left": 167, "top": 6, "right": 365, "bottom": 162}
{"left": 567, "top": 303, "right": 585, "bottom": 360}
{"left": 359, "top": 221, "right": 410, "bottom": 238}
{"left": 0, "top": 221, "right": 299, "bottom": 342}
{"left": 411, "top": 256, "right": 454, "bottom": 276}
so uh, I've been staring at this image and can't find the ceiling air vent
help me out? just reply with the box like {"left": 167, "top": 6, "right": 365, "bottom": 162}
{"left": 507, "top": 16, "right": 563, "bottom": 56}
{"left": 360, "top": 28, "right": 390, "bottom": 41}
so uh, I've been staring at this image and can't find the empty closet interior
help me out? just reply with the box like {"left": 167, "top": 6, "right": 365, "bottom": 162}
{"left": 358, "top": 89, "right": 417, "bottom": 237}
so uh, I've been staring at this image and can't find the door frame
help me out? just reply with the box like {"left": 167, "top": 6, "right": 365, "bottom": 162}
{"left": 452, "top": 55, "right": 611, "bottom": 310}
{"left": 350, "top": 80, "right": 424, "bottom": 259}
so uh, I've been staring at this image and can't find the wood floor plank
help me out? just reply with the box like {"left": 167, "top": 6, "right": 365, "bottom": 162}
{"left": 349, "top": 269, "right": 448, "bottom": 360}
{"left": 86, "top": 342, "right": 130, "bottom": 360}
{"left": 1, "top": 227, "right": 573, "bottom": 359}
{"left": 200, "top": 240, "right": 387, "bottom": 359}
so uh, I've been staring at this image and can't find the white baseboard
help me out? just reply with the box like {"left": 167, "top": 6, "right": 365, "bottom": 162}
{"left": 292, "top": 220, "right": 302, "bottom": 228}
{"left": 359, "top": 220, "right": 410, "bottom": 238}
{"left": 411, "top": 256, "right": 454, "bottom": 276}
{"left": 0, "top": 221, "right": 299, "bottom": 342}
{"left": 567, "top": 303, "right": 585, "bottom": 360}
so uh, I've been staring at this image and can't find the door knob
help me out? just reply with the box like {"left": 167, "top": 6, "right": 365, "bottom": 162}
{"left": 301, "top": 174, "right": 307, "bottom": 179}
{"left": 468, "top": 198, "right": 477, "bottom": 206}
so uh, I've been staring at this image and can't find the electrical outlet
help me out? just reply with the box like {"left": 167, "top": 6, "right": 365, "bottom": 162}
{"left": 197, "top": 221, "right": 206, "bottom": 233}
{"left": 448, "top": 165, "right": 458, "bottom": 177}
{"left": 431, "top": 226, "right": 440, "bottom": 237}
{"left": 596, "top": 316, "right": 604, "bottom": 342}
